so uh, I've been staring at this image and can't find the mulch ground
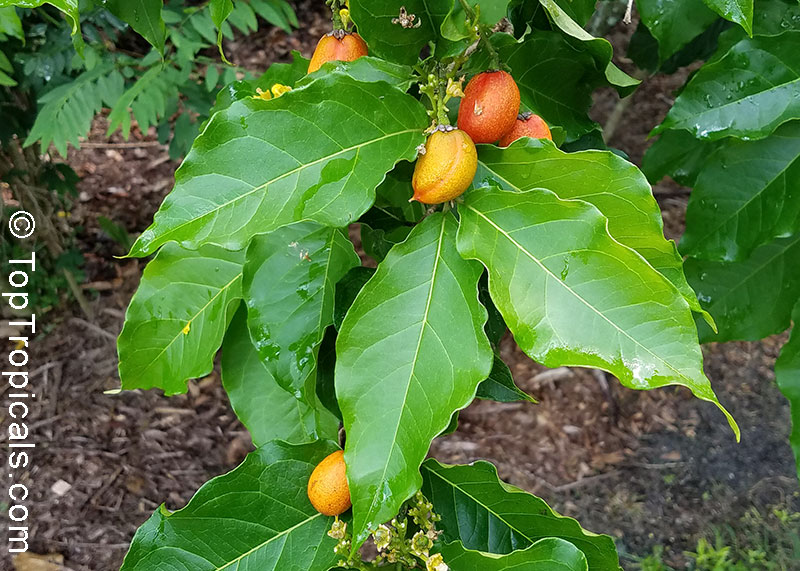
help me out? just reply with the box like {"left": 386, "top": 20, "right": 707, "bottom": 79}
{"left": 11, "top": 6, "right": 799, "bottom": 571}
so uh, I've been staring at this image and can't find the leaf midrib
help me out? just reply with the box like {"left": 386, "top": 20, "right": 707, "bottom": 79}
{"left": 465, "top": 204, "right": 692, "bottom": 385}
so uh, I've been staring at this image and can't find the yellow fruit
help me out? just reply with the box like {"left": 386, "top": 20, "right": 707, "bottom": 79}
{"left": 307, "top": 450, "right": 352, "bottom": 516}
{"left": 412, "top": 128, "right": 477, "bottom": 204}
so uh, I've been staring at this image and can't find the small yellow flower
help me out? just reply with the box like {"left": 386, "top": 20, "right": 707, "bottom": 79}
{"left": 445, "top": 77, "right": 465, "bottom": 99}
{"left": 253, "top": 87, "right": 272, "bottom": 100}
{"left": 270, "top": 83, "right": 292, "bottom": 98}
{"left": 182, "top": 322, "right": 191, "bottom": 335}
{"left": 339, "top": 8, "right": 351, "bottom": 27}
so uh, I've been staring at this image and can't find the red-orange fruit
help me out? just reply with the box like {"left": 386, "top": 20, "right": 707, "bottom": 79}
{"left": 307, "top": 450, "right": 352, "bottom": 516}
{"left": 457, "top": 70, "right": 520, "bottom": 144}
{"left": 412, "top": 128, "right": 477, "bottom": 204}
{"left": 308, "top": 32, "right": 368, "bottom": 73}
{"left": 499, "top": 112, "right": 553, "bottom": 146}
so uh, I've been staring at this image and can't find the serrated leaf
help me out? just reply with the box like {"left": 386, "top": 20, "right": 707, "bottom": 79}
{"left": 475, "top": 140, "right": 708, "bottom": 320}
{"left": 106, "top": 0, "right": 166, "bottom": 56}
{"left": 421, "top": 459, "right": 615, "bottom": 569}
{"left": 775, "top": 301, "right": 800, "bottom": 479}
{"left": 120, "top": 440, "right": 341, "bottom": 570}
{"left": 440, "top": 538, "right": 589, "bottom": 570}
{"left": 687, "top": 233, "right": 800, "bottom": 342}
{"left": 702, "top": 0, "right": 753, "bottom": 35}
{"left": 348, "top": 0, "right": 453, "bottom": 65}
{"left": 476, "top": 354, "right": 536, "bottom": 403}
{"left": 222, "top": 307, "right": 337, "bottom": 445}
{"left": 681, "top": 121, "right": 800, "bottom": 262}
{"left": 456, "top": 188, "right": 739, "bottom": 438}
{"left": 654, "top": 32, "right": 800, "bottom": 141}
{"left": 635, "top": 0, "right": 719, "bottom": 62}
{"left": 538, "top": 0, "right": 639, "bottom": 93}
{"left": 117, "top": 243, "right": 243, "bottom": 395}
{"left": 336, "top": 213, "right": 493, "bottom": 546}
{"left": 243, "top": 221, "right": 359, "bottom": 401}
{"left": 129, "top": 74, "right": 427, "bottom": 257}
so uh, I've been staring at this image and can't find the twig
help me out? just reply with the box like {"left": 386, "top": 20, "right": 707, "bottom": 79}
{"left": 69, "top": 317, "right": 116, "bottom": 342}
{"left": 623, "top": 0, "right": 635, "bottom": 24}
{"left": 79, "top": 141, "right": 164, "bottom": 149}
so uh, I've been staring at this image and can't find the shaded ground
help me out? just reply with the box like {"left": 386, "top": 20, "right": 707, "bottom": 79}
{"left": 14, "top": 7, "right": 799, "bottom": 571}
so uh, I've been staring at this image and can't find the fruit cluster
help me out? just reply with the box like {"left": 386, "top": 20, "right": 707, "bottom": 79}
{"left": 413, "top": 70, "right": 552, "bottom": 205}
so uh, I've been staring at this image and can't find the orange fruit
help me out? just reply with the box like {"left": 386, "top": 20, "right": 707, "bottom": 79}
{"left": 307, "top": 450, "right": 352, "bottom": 516}
{"left": 499, "top": 112, "right": 552, "bottom": 146}
{"left": 308, "top": 32, "right": 368, "bottom": 73}
{"left": 457, "top": 70, "right": 520, "bottom": 144}
{"left": 412, "top": 127, "right": 477, "bottom": 204}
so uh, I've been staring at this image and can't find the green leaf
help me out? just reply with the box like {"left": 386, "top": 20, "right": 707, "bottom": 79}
{"left": 298, "top": 56, "right": 416, "bottom": 92}
{"left": 441, "top": 0, "right": 511, "bottom": 42}
{"left": 475, "top": 140, "right": 708, "bottom": 321}
{"left": 701, "top": 0, "right": 753, "bottom": 35}
{"left": 439, "top": 538, "right": 589, "bottom": 570}
{"left": 686, "top": 233, "right": 800, "bottom": 342}
{"left": 348, "top": 0, "right": 453, "bottom": 65}
{"left": 117, "top": 243, "right": 243, "bottom": 395}
{"left": 209, "top": 0, "right": 234, "bottom": 63}
{"left": 128, "top": 74, "right": 428, "bottom": 257}
{"left": 0, "top": 7, "right": 23, "bottom": 40}
{"left": 120, "top": 440, "right": 340, "bottom": 570}
{"left": 635, "top": 0, "right": 719, "bottom": 62}
{"left": 3, "top": 0, "right": 84, "bottom": 52}
{"left": 336, "top": 213, "right": 493, "bottom": 546}
{"left": 495, "top": 32, "right": 613, "bottom": 139}
{"left": 641, "top": 129, "right": 721, "bottom": 186}
{"left": 25, "top": 63, "right": 123, "bottom": 157}
{"left": 106, "top": 0, "right": 166, "bottom": 56}
{"left": 251, "top": 0, "right": 296, "bottom": 33}
{"left": 456, "top": 188, "right": 739, "bottom": 438}
{"left": 334, "top": 267, "right": 375, "bottom": 330}
{"left": 681, "top": 121, "right": 800, "bottom": 262}
{"left": 243, "top": 221, "right": 359, "bottom": 399}
{"left": 223, "top": 307, "right": 337, "bottom": 445}
{"left": 476, "top": 354, "right": 536, "bottom": 403}
{"left": 538, "top": 0, "right": 639, "bottom": 94}
{"left": 422, "top": 459, "right": 615, "bottom": 569}
{"left": 654, "top": 32, "right": 800, "bottom": 141}
{"left": 775, "top": 301, "right": 800, "bottom": 479}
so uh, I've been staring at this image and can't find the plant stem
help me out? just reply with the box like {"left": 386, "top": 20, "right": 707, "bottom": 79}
{"left": 329, "top": 0, "right": 344, "bottom": 31}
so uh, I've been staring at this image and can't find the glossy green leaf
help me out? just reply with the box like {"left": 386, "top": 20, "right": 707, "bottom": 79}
{"left": 681, "top": 121, "right": 800, "bottom": 262}
{"left": 642, "top": 129, "right": 721, "bottom": 186}
{"left": 2, "top": 0, "right": 83, "bottom": 51}
{"left": 422, "top": 459, "right": 615, "bottom": 569}
{"left": 348, "top": 0, "right": 452, "bottom": 65}
{"left": 655, "top": 32, "right": 800, "bottom": 141}
{"left": 775, "top": 301, "right": 800, "bottom": 479}
{"left": 333, "top": 267, "right": 375, "bottom": 331}
{"left": 475, "top": 140, "right": 708, "bottom": 320}
{"left": 336, "top": 213, "right": 493, "bottom": 546}
{"left": 457, "top": 188, "right": 739, "bottom": 438}
{"left": 120, "top": 440, "right": 340, "bottom": 570}
{"left": 441, "top": 0, "right": 511, "bottom": 42}
{"left": 538, "top": 0, "right": 639, "bottom": 93}
{"left": 209, "top": 0, "right": 234, "bottom": 62}
{"left": 129, "top": 74, "right": 427, "bottom": 257}
{"left": 687, "top": 233, "right": 800, "bottom": 342}
{"left": 635, "top": 0, "right": 719, "bottom": 61}
{"left": 298, "top": 56, "right": 416, "bottom": 91}
{"left": 440, "top": 538, "right": 589, "bottom": 570}
{"left": 0, "top": 7, "right": 23, "bottom": 40}
{"left": 222, "top": 307, "right": 337, "bottom": 445}
{"left": 243, "top": 221, "right": 359, "bottom": 400}
{"left": 118, "top": 243, "right": 243, "bottom": 395}
{"left": 495, "top": 32, "right": 612, "bottom": 139}
{"left": 476, "top": 355, "right": 536, "bottom": 403}
{"left": 106, "top": 0, "right": 166, "bottom": 56}
{"left": 702, "top": 0, "right": 753, "bottom": 34}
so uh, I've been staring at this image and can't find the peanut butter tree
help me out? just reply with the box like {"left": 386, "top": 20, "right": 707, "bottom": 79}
{"left": 16, "top": 0, "right": 800, "bottom": 567}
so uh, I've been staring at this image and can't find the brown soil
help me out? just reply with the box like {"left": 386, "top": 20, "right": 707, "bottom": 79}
{"left": 15, "top": 7, "right": 799, "bottom": 571}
